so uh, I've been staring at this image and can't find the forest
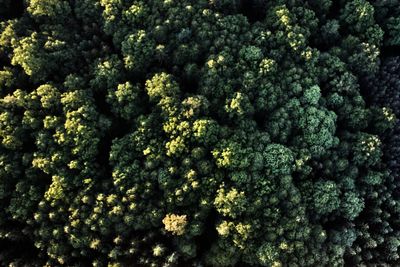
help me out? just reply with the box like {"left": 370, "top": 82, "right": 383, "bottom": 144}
{"left": 1, "top": 0, "right": 400, "bottom": 266}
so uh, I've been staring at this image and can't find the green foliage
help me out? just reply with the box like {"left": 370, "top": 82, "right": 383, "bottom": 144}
{"left": 122, "top": 30, "right": 157, "bottom": 73}
{"left": 145, "top": 72, "right": 180, "bottom": 102}
{"left": 263, "top": 144, "right": 294, "bottom": 176}
{"left": 27, "top": 0, "right": 72, "bottom": 20}
{"left": 341, "top": 192, "right": 364, "bottom": 220}
{"left": 353, "top": 133, "right": 382, "bottom": 166}
{"left": 313, "top": 180, "right": 340, "bottom": 215}
{"left": 256, "top": 243, "right": 281, "bottom": 267}
{"left": 340, "top": 0, "right": 375, "bottom": 33}
{"left": 107, "top": 82, "right": 142, "bottom": 120}
{"left": 370, "top": 0, "right": 400, "bottom": 46}
{"left": 0, "top": 0, "right": 397, "bottom": 266}
{"left": 214, "top": 186, "right": 247, "bottom": 218}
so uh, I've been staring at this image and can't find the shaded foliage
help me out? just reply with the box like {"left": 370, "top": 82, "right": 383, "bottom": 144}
{"left": 0, "top": 0, "right": 399, "bottom": 266}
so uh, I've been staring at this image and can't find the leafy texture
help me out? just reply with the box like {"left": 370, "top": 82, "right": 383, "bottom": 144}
{"left": 0, "top": 0, "right": 399, "bottom": 266}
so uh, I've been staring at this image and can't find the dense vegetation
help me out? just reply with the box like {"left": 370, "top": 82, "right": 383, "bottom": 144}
{"left": 1, "top": 0, "right": 400, "bottom": 266}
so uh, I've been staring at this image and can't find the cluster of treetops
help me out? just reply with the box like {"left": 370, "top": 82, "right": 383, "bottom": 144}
{"left": 1, "top": 0, "right": 400, "bottom": 266}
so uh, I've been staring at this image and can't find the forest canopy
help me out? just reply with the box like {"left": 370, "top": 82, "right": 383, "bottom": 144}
{"left": 1, "top": 0, "right": 400, "bottom": 266}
